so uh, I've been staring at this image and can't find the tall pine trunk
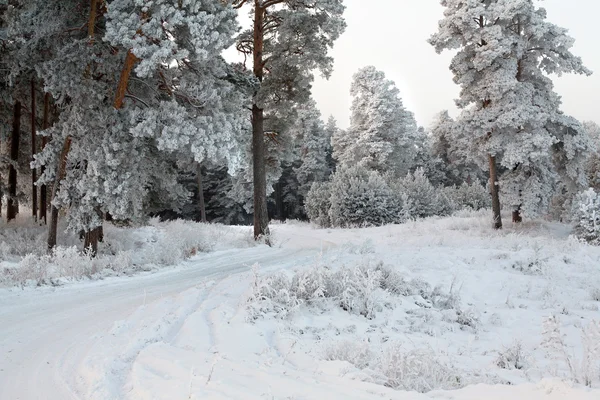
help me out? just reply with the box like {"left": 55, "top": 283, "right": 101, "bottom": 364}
{"left": 197, "top": 164, "right": 206, "bottom": 223}
{"left": 47, "top": 137, "right": 71, "bottom": 250}
{"left": 39, "top": 92, "right": 50, "bottom": 224}
{"left": 31, "top": 79, "right": 38, "bottom": 221}
{"left": 84, "top": 226, "right": 101, "bottom": 255}
{"left": 7, "top": 101, "right": 21, "bottom": 221}
{"left": 489, "top": 154, "right": 503, "bottom": 229}
{"left": 252, "top": 3, "right": 270, "bottom": 242}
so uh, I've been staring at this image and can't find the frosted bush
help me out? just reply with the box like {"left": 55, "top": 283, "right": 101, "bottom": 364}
{"left": 53, "top": 246, "right": 93, "bottom": 279}
{"left": 14, "top": 254, "right": 50, "bottom": 286}
{"left": 329, "top": 265, "right": 385, "bottom": 319}
{"left": 378, "top": 345, "right": 463, "bottom": 392}
{"left": 572, "top": 189, "right": 600, "bottom": 245}
{"left": 376, "top": 263, "right": 418, "bottom": 296}
{"left": 324, "top": 340, "right": 373, "bottom": 369}
{"left": 542, "top": 316, "right": 600, "bottom": 387}
{"left": 108, "top": 250, "right": 134, "bottom": 274}
{"left": 429, "top": 282, "right": 461, "bottom": 310}
{"left": 343, "top": 239, "right": 375, "bottom": 255}
{"left": 248, "top": 263, "right": 413, "bottom": 320}
{"left": 394, "top": 168, "right": 452, "bottom": 218}
{"left": 290, "top": 267, "right": 329, "bottom": 303}
{"left": 146, "top": 219, "right": 216, "bottom": 265}
{"left": 248, "top": 271, "right": 300, "bottom": 319}
{"left": 328, "top": 165, "right": 401, "bottom": 228}
{"left": 305, "top": 182, "right": 332, "bottom": 228}
{"left": 446, "top": 182, "right": 490, "bottom": 211}
{"left": 496, "top": 341, "right": 529, "bottom": 370}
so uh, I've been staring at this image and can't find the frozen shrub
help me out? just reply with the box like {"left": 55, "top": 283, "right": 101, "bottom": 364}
{"left": 394, "top": 168, "right": 451, "bottom": 218}
{"left": 290, "top": 267, "right": 328, "bottom": 303}
{"left": 429, "top": 282, "right": 461, "bottom": 310}
{"left": 53, "top": 246, "right": 93, "bottom": 279}
{"left": 324, "top": 340, "right": 373, "bottom": 369}
{"left": 248, "top": 271, "right": 299, "bottom": 319}
{"left": 394, "top": 168, "right": 437, "bottom": 218}
{"left": 145, "top": 219, "right": 216, "bottom": 265}
{"left": 447, "top": 182, "right": 490, "bottom": 211}
{"left": 108, "top": 250, "right": 134, "bottom": 274}
{"left": 329, "top": 265, "right": 385, "bottom": 319}
{"left": 435, "top": 188, "right": 456, "bottom": 217}
{"left": 343, "top": 239, "right": 376, "bottom": 255}
{"left": 496, "top": 341, "right": 528, "bottom": 370}
{"left": 15, "top": 254, "right": 50, "bottom": 286}
{"left": 378, "top": 344, "right": 463, "bottom": 393}
{"left": 572, "top": 189, "right": 600, "bottom": 245}
{"left": 376, "top": 264, "right": 414, "bottom": 296}
{"left": 328, "top": 165, "right": 401, "bottom": 227}
{"left": 248, "top": 263, "right": 415, "bottom": 320}
{"left": 542, "top": 316, "right": 600, "bottom": 387}
{"left": 305, "top": 182, "right": 332, "bottom": 228}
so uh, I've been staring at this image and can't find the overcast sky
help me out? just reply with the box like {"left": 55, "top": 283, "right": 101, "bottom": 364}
{"left": 310, "top": 0, "right": 600, "bottom": 129}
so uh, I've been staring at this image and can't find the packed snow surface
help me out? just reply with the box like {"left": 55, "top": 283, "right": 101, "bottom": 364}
{"left": 1, "top": 211, "right": 600, "bottom": 399}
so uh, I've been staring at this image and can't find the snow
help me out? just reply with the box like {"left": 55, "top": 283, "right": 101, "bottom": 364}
{"left": 1, "top": 211, "right": 600, "bottom": 399}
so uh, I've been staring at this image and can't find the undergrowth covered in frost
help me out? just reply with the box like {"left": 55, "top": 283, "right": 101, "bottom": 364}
{"left": 246, "top": 260, "right": 482, "bottom": 392}
{"left": 0, "top": 216, "right": 254, "bottom": 287}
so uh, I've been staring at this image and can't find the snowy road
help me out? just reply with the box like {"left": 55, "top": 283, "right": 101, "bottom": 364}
{"left": 0, "top": 245, "right": 318, "bottom": 400}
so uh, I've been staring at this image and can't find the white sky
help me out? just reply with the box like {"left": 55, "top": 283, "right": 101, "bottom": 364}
{"left": 310, "top": 0, "right": 600, "bottom": 129}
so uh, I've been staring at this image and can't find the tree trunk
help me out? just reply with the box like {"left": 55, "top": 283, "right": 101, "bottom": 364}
{"left": 113, "top": 50, "right": 138, "bottom": 109}
{"left": 31, "top": 79, "right": 38, "bottom": 221}
{"left": 39, "top": 92, "right": 50, "bottom": 224}
{"left": 84, "top": 227, "right": 100, "bottom": 256}
{"left": 7, "top": 101, "right": 21, "bottom": 221}
{"left": 252, "top": 104, "right": 270, "bottom": 241}
{"left": 512, "top": 208, "right": 522, "bottom": 223}
{"left": 252, "top": 4, "right": 270, "bottom": 242}
{"left": 47, "top": 137, "right": 71, "bottom": 250}
{"left": 197, "top": 164, "right": 206, "bottom": 223}
{"left": 489, "top": 154, "right": 503, "bottom": 230}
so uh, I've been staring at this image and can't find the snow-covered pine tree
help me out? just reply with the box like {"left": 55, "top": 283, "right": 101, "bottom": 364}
{"left": 430, "top": 0, "right": 591, "bottom": 227}
{"left": 426, "top": 111, "right": 485, "bottom": 187}
{"left": 584, "top": 121, "right": 600, "bottom": 190}
{"left": 332, "top": 66, "right": 419, "bottom": 177}
{"left": 8, "top": 0, "right": 248, "bottom": 253}
{"left": 275, "top": 99, "right": 333, "bottom": 219}
{"left": 233, "top": 0, "right": 345, "bottom": 240}
{"left": 324, "top": 115, "right": 338, "bottom": 173}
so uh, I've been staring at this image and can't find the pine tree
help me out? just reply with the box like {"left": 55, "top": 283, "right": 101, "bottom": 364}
{"left": 275, "top": 99, "right": 333, "bottom": 219}
{"left": 232, "top": 0, "right": 345, "bottom": 240}
{"left": 7, "top": 0, "right": 247, "bottom": 253}
{"left": 332, "top": 66, "right": 418, "bottom": 177}
{"left": 430, "top": 0, "right": 591, "bottom": 227}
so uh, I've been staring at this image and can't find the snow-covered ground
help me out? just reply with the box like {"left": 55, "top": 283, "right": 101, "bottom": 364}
{"left": 1, "top": 211, "right": 600, "bottom": 399}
